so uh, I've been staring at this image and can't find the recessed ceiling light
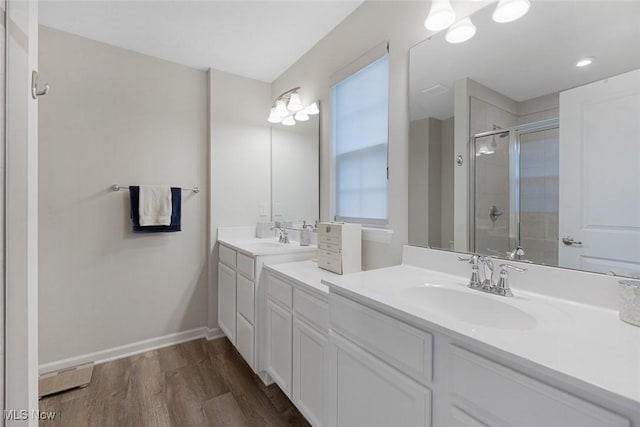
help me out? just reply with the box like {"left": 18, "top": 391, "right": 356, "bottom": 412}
{"left": 576, "top": 57, "right": 594, "bottom": 68}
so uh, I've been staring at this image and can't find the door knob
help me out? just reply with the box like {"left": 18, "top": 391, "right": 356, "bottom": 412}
{"left": 562, "top": 236, "right": 583, "bottom": 246}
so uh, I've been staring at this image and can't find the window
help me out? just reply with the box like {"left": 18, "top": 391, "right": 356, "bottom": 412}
{"left": 331, "top": 45, "right": 389, "bottom": 226}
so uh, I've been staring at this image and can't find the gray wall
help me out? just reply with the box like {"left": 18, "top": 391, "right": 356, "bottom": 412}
{"left": 38, "top": 26, "right": 209, "bottom": 365}
{"left": 207, "top": 69, "right": 271, "bottom": 328}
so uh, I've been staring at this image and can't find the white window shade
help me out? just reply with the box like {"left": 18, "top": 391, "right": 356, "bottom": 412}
{"left": 332, "top": 46, "right": 389, "bottom": 225}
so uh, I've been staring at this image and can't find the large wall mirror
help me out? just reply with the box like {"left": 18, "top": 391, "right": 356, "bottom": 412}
{"left": 271, "top": 107, "right": 320, "bottom": 226}
{"left": 409, "top": 2, "right": 640, "bottom": 277}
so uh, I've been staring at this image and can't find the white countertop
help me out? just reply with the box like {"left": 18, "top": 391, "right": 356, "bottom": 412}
{"left": 218, "top": 237, "right": 317, "bottom": 257}
{"left": 322, "top": 264, "right": 640, "bottom": 408}
{"left": 265, "top": 260, "right": 338, "bottom": 296}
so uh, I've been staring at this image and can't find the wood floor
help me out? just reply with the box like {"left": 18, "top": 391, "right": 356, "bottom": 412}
{"left": 39, "top": 338, "right": 310, "bottom": 427}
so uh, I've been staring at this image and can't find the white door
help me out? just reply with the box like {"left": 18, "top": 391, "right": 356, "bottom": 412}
{"left": 218, "top": 262, "right": 237, "bottom": 344}
{"left": 559, "top": 69, "right": 640, "bottom": 275}
{"left": 266, "top": 299, "right": 292, "bottom": 396}
{"left": 293, "top": 318, "right": 328, "bottom": 427}
{"left": 5, "top": 0, "right": 40, "bottom": 423}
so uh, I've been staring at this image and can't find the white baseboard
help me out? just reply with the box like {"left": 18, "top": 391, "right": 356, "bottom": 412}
{"left": 39, "top": 326, "right": 226, "bottom": 375}
{"left": 206, "top": 327, "right": 225, "bottom": 341}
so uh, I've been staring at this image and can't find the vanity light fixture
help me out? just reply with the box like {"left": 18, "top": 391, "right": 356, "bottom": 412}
{"left": 492, "top": 0, "right": 531, "bottom": 23}
{"left": 425, "top": 0, "right": 456, "bottom": 31}
{"left": 282, "top": 115, "right": 296, "bottom": 126}
{"left": 305, "top": 102, "right": 319, "bottom": 115}
{"left": 294, "top": 110, "right": 310, "bottom": 121}
{"left": 287, "top": 92, "right": 304, "bottom": 112}
{"left": 267, "top": 87, "right": 318, "bottom": 126}
{"left": 576, "top": 57, "right": 594, "bottom": 68}
{"left": 446, "top": 18, "right": 477, "bottom": 44}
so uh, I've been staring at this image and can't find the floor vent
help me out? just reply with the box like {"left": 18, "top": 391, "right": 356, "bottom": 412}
{"left": 39, "top": 362, "right": 94, "bottom": 398}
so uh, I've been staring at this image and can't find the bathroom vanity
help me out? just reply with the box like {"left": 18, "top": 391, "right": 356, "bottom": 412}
{"left": 322, "top": 246, "right": 640, "bottom": 427}
{"left": 263, "top": 260, "right": 339, "bottom": 427}
{"left": 217, "top": 226, "right": 317, "bottom": 378}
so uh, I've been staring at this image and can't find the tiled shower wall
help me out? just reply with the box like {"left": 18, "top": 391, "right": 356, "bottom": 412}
{"left": 519, "top": 117, "right": 559, "bottom": 266}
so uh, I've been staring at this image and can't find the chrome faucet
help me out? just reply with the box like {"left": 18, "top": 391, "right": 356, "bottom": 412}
{"left": 459, "top": 255, "right": 526, "bottom": 297}
{"left": 270, "top": 222, "right": 290, "bottom": 244}
{"left": 507, "top": 245, "right": 525, "bottom": 260}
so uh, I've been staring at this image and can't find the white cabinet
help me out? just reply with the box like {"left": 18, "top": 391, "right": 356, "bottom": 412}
{"left": 293, "top": 317, "right": 328, "bottom": 427}
{"left": 328, "top": 291, "right": 633, "bottom": 427}
{"left": 266, "top": 299, "right": 293, "bottom": 395}
{"left": 217, "top": 241, "right": 314, "bottom": 375}
{"left": 264, "top": 267, "right": 330, "bottom": 427}
{"left": 448, "top": 346, "right": 630, "bottom": 427}
{"left": 217, "top": 262, "right": 236, "bottom": 344}
{"left": 317, "top": 222, "right": 361, "bottom": 274}
{"left": 329, "top": 332, "right": 431, "bottom": 427}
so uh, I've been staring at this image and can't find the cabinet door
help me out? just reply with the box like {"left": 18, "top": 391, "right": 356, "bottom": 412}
{"left": 293, "top": 318, "right": 328, "bottom": 427}
{"left": 218, "top": 262, "right": 236, "bottom": 344}
{"left": 266, "top": 299, "right": 293, "bottom": 396}
{"left": 329, "top": 332, "right": 431, "bottom": 427}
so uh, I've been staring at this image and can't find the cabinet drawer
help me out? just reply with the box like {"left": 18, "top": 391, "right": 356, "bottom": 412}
{"left": 317, "top": 249, "right": 341, "bottom": 261}
{"left": 330, "top": 293, "right": 432, "bottom": 385}
{"left": 237, "top": 252, "right": 255, "bottom": 279}
{"left": 267, "top": 273, "right": 293, "bottom": 309}
{"left": 236, "top": 313, "right": 254, "bottom": 368}
{"left": 318, "top": 255, "right": 342, "bottom": 274}
{"left": 450, "top": 346, "right": 630, "bottom": 427}
{"left": 294, "top": 289, "right": 329, "bottom": 333}
{"left": 318, "top": 241, "right": 341, "bottom": 252}
{"left": 237, "top": 274, "right": 254, "bottom": 324}
{"left": 318, "top": 233, "right": 342, "bottom": 246}
{"left": 219, "top": 244, "right": 236, "bottom": 268}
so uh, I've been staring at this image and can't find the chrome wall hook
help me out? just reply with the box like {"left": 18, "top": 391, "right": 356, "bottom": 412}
{"left": 31, "top": 70, "right": 50, "bottom": 99}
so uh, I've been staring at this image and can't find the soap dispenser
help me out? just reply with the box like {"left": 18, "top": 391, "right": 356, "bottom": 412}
{"left": 300, "top": 221, "right": 312, "bottom": 246}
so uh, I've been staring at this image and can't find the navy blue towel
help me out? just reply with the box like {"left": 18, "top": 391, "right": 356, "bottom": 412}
{"left": 129, "top": 186, "right": 181, "bottom": 233}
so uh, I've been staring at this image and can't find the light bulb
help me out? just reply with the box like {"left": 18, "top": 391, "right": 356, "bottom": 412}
{"left": 267, "top": 108, "right": 283, "bottom": 123}
{"left": 282, "top": 115, "right": 296, "bottom": 126}
{"left": 492, "top": 0, "right": 530, "bottom": 23}
{"left": 305, "top": 102, "right": 319, "bottom": 115}
{"left": 424, "top": 0, "right": 456, "bottom": 32}
{"left": 287, "top": 92, "right": 303, "bottom": 112}
{"left": 446, "top": 17, "right": 476, "bottom": 44}
{"left": 295, "top": 111, "right": 309, "bottom": 121}
{"left": 274, "top": 99, "right": 288, "bottom": 116}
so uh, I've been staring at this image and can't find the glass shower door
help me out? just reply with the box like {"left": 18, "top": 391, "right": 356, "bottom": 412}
{"left": 472, "top": 131, "right": 514, "bottom": 257}
{"left": 471, "top": 119, "right": 559, "bottom": 264}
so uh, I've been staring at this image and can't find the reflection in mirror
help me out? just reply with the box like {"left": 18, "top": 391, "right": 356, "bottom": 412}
{"left": 409, "top": 1, "right": 640, "bottom": 277}
{"left": 271, "top": 109, "right": 319, "bottom": 226}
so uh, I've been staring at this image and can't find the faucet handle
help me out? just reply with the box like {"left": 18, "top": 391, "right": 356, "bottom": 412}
{"left": 458, "top": 255, "right": 480, "bottom": 264}
{"left": 499, "top": 263, "right": 526, "bottom": 272}
{"left": 494, "top": 264, "right": 526, "bottom": 297}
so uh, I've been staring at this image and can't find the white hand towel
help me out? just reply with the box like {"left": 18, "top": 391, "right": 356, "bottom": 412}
{"left": 139, "top": 186, "right": 172, "bottom": 226}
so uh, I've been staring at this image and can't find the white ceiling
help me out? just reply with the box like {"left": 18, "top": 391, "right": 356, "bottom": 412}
{"left": 40, "top": 0, "right": 363, "bottom": 83}
{"left": 410, "top": 1, "right": 640, "bottom": 121}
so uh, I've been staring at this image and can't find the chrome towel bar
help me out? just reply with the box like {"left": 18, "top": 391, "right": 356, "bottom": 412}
{"left": 111, "top": 184, "right": 199, "bottom": 193}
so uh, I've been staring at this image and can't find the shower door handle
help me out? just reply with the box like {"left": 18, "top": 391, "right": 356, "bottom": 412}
{"left": 562, "top": 236, "right": 583, "bottom": 246}
{"left": 31, "top": 70, "right": 50, "bottom": 99}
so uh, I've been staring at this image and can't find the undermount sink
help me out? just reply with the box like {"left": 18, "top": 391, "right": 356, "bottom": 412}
{"left": 403, "top": 285, "right": 539, "bottom": 330}
{"left": 251, "top": 241, "right": 286, "bottom": 248}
